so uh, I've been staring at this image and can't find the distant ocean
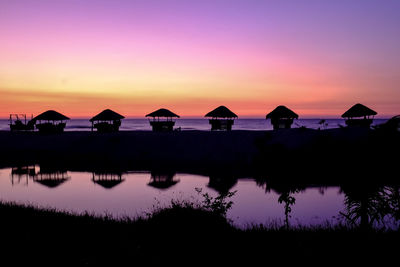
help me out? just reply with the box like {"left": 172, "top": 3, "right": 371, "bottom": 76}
{"left": 0, "top": 118, "right": 390, "bottom": 131}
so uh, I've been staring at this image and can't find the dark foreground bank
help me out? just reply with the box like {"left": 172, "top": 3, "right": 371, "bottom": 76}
{"left": 1, "top": 201, "right": 399, "bottom": 266}
{"left": 1, "top": 128, "right": 399, "bottom": 182}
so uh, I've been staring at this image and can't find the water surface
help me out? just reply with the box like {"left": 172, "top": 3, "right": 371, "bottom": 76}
{"left": 3, "top": 166, "right": 399, "bottom": 229}
{"left": 0, "top": 118, "right": 390, "bottom": 131}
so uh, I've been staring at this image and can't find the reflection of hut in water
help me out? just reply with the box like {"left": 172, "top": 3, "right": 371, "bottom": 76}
{"left": 266, "top": 106, "right": 298, "bottom": 130}
{"left": 207, "top": 175, "right": 238, "bottom": 195}
{"left": 90, "top": 109, "right": 125, "bottom": 132}
{"left": 146, "top": 108, "right": 180, "bottom": 132}
{"left": 148, "top": 171, "right": 179, "bottom": 190}
{"left": 92, "top": 172, "right": 125, "bottom": 189}
{"left": 32, "top": 169, "right": 71, "bottom": 188}
{"left": 341, "top": 103, "right": 377, "bottom": 127}
{"left": 9, "top": 114, "right": 34, "bottom": 131}
{"left": 205, "top": 106, "right": 238, "bottom": 131}
{"left": 10, "top": 165, "right": 37, "bottom": 186}
{"left": 32, "top": 110, "right": 70, "bottom": 133}
{"left": 11, "top": 165, "right": 37, "bottom": 177}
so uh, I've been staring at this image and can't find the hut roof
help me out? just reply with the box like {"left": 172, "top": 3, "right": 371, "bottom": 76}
{"left": 266, "top": 106, "right": 298, "bottom": 119}
{"left": 90, "top": 109, "right": 125, "bottom": 122}
{"left": 341, "top": 103, "right": 377, "bottom": 118}
{"left": 32, "top": 110, "right": 70, "bottom": 121}
{"left": 204, "top": 106, "right": 238, "bottom": 118}
{"left": 146, "top": 108, "right": 180, "bottom": 118}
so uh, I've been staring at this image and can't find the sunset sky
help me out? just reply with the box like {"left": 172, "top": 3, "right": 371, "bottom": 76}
{"left": 1, "top": 0, "right": 399, "bottom": 118}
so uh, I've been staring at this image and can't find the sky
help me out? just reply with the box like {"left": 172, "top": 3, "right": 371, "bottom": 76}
{"left": 1, "top": 0, "right": 399, "bottom": 118}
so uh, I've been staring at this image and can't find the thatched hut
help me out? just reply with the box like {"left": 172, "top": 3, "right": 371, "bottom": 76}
{"left": 205, "top": 106, "right": 238, "bottom": 131}
{"left": 32, "top": 110, "right": 70, "bottom": 133}
{"left": 266, "top": 105, "right": 298, "bottom": 130}
{"left": 341, "top": 103, "right": 377, "bottom": 127}
{"left": 90, "top": 109, "right": 125, "bottom": 132}
{"left": 92, "top": 172, "right": 125, "bottom": 189}
{"left": 145, "top": 108, "right": 180, "bottom": 132}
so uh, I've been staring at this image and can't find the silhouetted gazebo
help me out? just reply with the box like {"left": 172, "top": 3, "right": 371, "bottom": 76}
{"left": 90, "top": 109, "right": 125, "bottom": 132}
{"left": 145, "top": 108, "right": 180, "bottom": 132}
{"left": 32, "top": 110, "right": 70, "bottom": 133}
{"left": 9, "top": 114, "right": 34, "bottom": 131}
{"left": 266, "top": 106, "right": 298, "bottom": 130}
{"left": 341, "top": 103, "right": 377, "bottom": 127}
{"left": 205, "top": 106, "right": 238, "bottom": 131}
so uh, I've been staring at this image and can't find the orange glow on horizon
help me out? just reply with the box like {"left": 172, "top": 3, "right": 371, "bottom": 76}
{"left": 0, "top": 88, "right": 396, "bottom": 119}
{"left": 1, "top": 1, "right": 399, "bottom": 119}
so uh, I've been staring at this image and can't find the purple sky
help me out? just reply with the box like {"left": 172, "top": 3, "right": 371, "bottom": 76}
{"left": 1, "top": 0, "right": 399, "bottom": 117}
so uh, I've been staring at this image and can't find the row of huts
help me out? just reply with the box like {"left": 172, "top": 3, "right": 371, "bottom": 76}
{"left": 9, "top": 103, "right": 385, "bottom": 133}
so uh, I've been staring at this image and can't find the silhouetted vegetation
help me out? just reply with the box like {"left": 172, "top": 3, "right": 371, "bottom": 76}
{"left": 340, "top": 184, "right": 400, "bottom": 229}
{"left": 195, "top": 187, "right": 236, "bottom": 217}
{"left": 1, "top": 128, "right": 400, "bottom": 265}
{"left": 1, "top": 193, "right": 399, "bottom": 266}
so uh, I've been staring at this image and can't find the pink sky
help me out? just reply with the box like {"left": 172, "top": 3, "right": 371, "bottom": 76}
{"left": 1, "top": 0, "right": 399, "bottom": 118}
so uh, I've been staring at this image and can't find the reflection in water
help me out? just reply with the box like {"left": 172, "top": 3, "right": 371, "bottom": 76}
{"left": 148, "top": 171, "right": 179, "bottom": 190}
{"left": 10, "top": 165, "right": 71, "bottom": 188}
{"left": 92, "top": 172, "right": 125, "bottom": 189}
{"left": 11, "top": 166, "right": 37, "bottom": 186}
{"left": 207, "top": 175, "right": 238, "bottom": 195}
{"left": 255, "top": 177, "right": 305, "bottom": 229}
{"left": 33, "top": 169, "right": 71, "bottom": 188}
{"left": 340, "top": 184, "right": 400, "bottom": 229}
{"left": 11, "top": 166, "right": 37, "bottom": 177}
{"left": 3, "top": 166, "right": 400, "bottom": 228}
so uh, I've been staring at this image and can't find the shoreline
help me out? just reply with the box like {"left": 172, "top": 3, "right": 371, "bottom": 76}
{"left": 1, "top": 128, "right": 399, "bottom": 182}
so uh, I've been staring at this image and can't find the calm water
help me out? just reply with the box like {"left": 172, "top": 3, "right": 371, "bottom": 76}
{"left": 1, "top": 166, "right": 399, "bottom": 229}
{"left": 0, "top": 118, "right": 390, "bottom": 131}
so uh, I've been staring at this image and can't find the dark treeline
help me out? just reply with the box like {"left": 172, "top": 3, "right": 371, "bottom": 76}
{"left": 1, "top": 127, "right": 399, "bottom": 183}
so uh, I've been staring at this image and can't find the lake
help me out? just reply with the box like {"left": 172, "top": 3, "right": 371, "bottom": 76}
{"left": 1, "top": 166, "right": 399, "bottom": 229}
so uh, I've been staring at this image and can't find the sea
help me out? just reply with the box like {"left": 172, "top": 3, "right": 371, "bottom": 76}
{"left": 0, "top": 118, "right": 391, "bottom": 131}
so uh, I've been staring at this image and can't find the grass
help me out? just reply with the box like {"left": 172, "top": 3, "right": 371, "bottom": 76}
{"left": 0, "top": 200, "right": 399, "bottom": 266}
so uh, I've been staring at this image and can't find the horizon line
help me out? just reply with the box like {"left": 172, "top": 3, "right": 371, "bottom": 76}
{"left": 0, "top": 115, "right": 394, "bottom": 120}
